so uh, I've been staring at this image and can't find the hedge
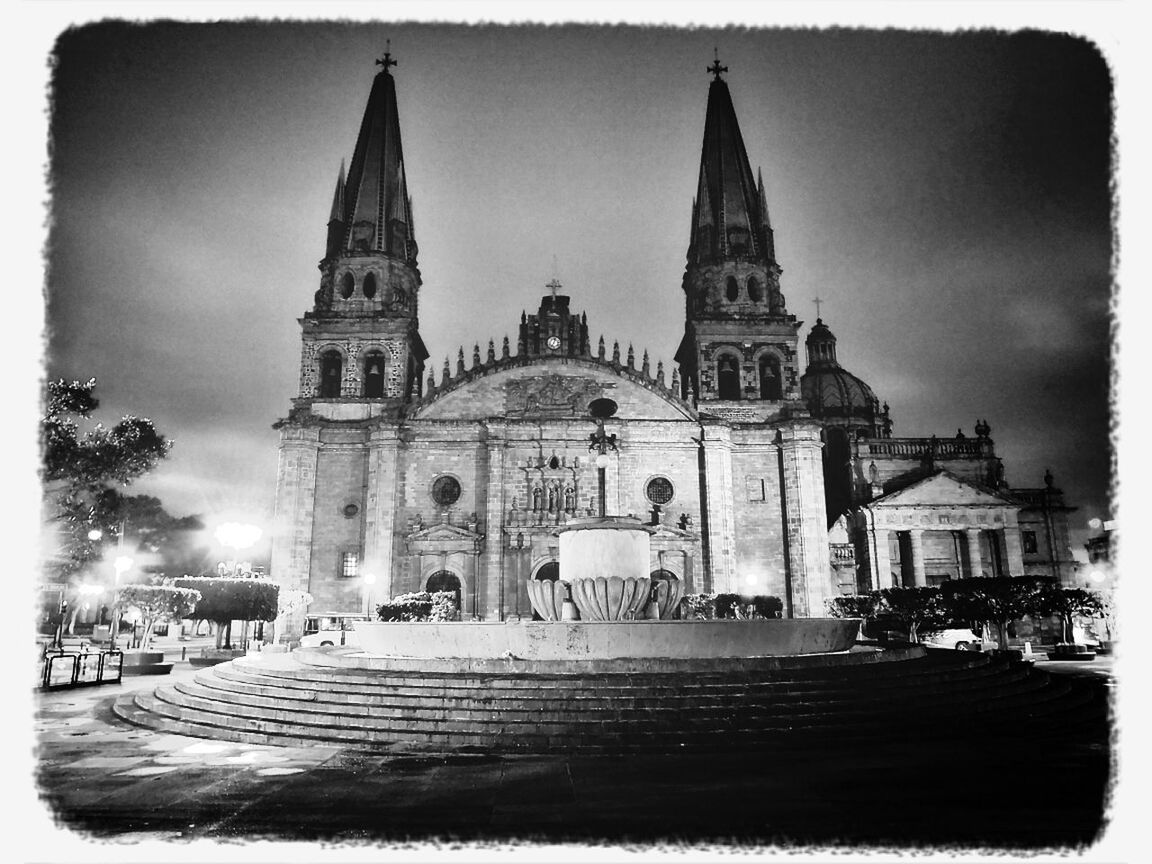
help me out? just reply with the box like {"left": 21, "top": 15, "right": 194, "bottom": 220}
{"left": 174, "top": 577, "right": 279, "bottom": 624}
{"left": 376, "top": 591, "right": 459, "bottom": 622}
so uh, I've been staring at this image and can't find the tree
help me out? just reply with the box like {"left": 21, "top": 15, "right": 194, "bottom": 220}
{"left": 117, "top": 584, "right": 202, "bottom": 651}
{"left": 175, "top": 578, "right": 279, "bottom": 649}
{"left": 941, "top": 577, "right": 1047, "bottom": 651}
{"left": 1036, "top": 584, "right": 1106, "bottom": 644}
{"left": 41, "top": 378, "right": 172, "bottom": 580}
{"left": 876, "top": 587, "right": 948, "bottom": 644}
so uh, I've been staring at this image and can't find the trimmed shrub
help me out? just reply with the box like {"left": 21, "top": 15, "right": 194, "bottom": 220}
{"left": 714, "top": 593, "right": 741, "bottom": 620}
{"left": 174, "top": 577, "right": 279, "bottom": 624}
{"left": 376, "top": 591, "right": 460, "bottom": 622}
{"left": 681, "top": 593, "right": 715, "bottom": 620}
{"left": 751, "top": 595, "right": 784, "bottom": 619}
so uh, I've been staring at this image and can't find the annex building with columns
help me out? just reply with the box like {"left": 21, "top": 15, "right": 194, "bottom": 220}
{"left": 270, "top": 52, "right": 1078, "bottom": 634}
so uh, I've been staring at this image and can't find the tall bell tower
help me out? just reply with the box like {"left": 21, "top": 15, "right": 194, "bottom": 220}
{"left": 297, "top": 48, "right": 428, "bottom": 414}
{"left": 674, "top": 55, "right": 802, "bottom": 409}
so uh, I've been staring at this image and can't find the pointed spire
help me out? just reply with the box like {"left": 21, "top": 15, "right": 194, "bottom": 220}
{"left": 656, "top": 360, "right": 665, "bottom": 386}
{"left": 641, "top": 350, "right": 650, "bottom": 376}
{"left": 473, "top": 344, "right": 481, "bottom": 368}
{"left": 672, "top": 367, "right": 681, "bottom": 394}
{"left": 457, "top": 348, "right": 465, "bottom": 375}
{"left": 612, "top": 341, "right": 621, "bottom": 365}
{"left": 598, "top": 336, "right": 606, "bottom": 361}
{"left": 324, "top": 161, "right": 347, "bottom": 258}
{"left": 341, "top": 51, "right": 416, "bottom": 260}
{"left": 627, "top": 344, "right": 635, "bottom": 369}
{"left": 688, "top": 57, "right": 772, "bottom": 266}
{"left": 426, "top": 367, "right": 435, "bottom": 392}
{"left": 502, "top": 335, "right": 510, "bottom": 359}
{"left": 487, "top": 340, "right": 496, "bottom": 364}
{"left": 442, "top": 356, "right": 451, "bottom": 381}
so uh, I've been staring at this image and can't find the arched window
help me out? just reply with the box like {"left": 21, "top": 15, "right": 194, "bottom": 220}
{"left": 426, "top": 570, "right": 462, "bottom": 614}
{"left": 319, "top": 350, "right": 342, "bottom": 397}
{"left": 339, "top": 272, "right": 355, "bottom": 299}
{"left": 725, "top": 275, "right": 740, "bottom": 302}
{"left": 362, "top": 272, "right": 378, "bottom": 299}
{"left": 717, "top": 354, "right": 741, "bottom": 400}
{"left": 747, "top": 275, "right": 763, "bottom": 302}
{"left": 759, "top": 355, "right": 782, "bottom": 400}
{"left": 363, "top": 350, "right": 386, "bottom": 397}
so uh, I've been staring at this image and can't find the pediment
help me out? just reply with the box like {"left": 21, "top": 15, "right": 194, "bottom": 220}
{"left": 407, "top": 522, "right": 483, "bottom": 542}
{"left": 870, "top": 471, "right": 1015, "bottom": 509}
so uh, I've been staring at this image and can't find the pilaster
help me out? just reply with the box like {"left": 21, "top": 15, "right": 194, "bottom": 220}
{"left": 699, "top": 424, "right": 736, "bottom": 593}
{"left": 909, "top": 528, "right": 926, "bottom": 587}
{"left": 270, "top": 425, "right": 322, "bottom": 639}
{"left": 778, "top": 419, "right": 831, "bottom": 617}
{"left": 965, "top": 529, "right": 983, "bottom": 579}
{"left": 481, "top": 422, "right": 506, "bottom": 620}
{"left": 365, "top": 426, "right": 401, "bottom": 599}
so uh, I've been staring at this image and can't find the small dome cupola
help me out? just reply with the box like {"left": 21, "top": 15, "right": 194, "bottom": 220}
{"left": 800, "top": 317, "right": 885, "bottom": 438}
{"left": 805, "top": 318, "right": 838, "bottom": 367}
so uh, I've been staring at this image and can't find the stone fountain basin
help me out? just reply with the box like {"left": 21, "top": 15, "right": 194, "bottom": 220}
{"left": 353, "top": 618, "right": 859, "bottom": 661}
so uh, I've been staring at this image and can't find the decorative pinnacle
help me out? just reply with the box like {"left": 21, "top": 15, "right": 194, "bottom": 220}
{"left": 377, "top": 40, "right": 398, "bottom": 72}
{"left": 708, "top": 47, "right": 728, "bottom": 80}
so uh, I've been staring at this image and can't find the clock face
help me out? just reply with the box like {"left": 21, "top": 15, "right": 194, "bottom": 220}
{"left": 546, "top": 336, "right": 561, "bottom": 350}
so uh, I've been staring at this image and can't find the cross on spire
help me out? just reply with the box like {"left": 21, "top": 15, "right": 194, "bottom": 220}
{"left": 376, "top": 39, "right": 397, "bottom": 72}
{"left": 813, "top": 296, "right": 824, "bottom": 320}
{"left": 707, "top": 47, "right": 728, "bottom": 80}
{"left": 545, "top": 278, "right": 562, "bottom": 299}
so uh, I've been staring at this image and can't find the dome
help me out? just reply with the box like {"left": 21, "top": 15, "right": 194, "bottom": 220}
{"left": 801, "top": 366, "right": 879, "bottom": 421}
{"left": 800, "top": 318, "right": 883, "bottom": 429}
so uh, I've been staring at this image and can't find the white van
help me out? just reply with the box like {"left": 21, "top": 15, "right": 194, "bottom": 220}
{"left": 299, "top": 614, "right": 369, "bottom": 648}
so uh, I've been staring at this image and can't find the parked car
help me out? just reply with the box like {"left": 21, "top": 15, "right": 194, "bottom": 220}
{"left": 299, "top": 614, "right": 370, "bottom": 648}
{"left": 920, "top": 627, "right": 992, "bottom": 651}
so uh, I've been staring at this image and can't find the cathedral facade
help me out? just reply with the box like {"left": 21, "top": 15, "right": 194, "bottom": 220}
{"left": 270, "top": 54, "right": 1076, "bottom": 634}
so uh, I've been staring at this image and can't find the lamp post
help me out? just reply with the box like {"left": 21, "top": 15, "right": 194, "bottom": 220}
{"left": 109, "top": 554, "right": 133, "bottom": 650}
{"left": 363, "top": 571, "right": 376, "bottom": 619}
{"left": 588, "top": 420, "right": 618, "bottom": 518}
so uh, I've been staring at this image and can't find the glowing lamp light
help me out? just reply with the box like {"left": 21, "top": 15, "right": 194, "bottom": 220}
{"left": 595, "top": 453, "right": 611, "bottom": 469}
{"left": 87, "top": 529, "right": 103, "bottom": 541}
{"left": 363, "top": 572, "right": 377, "bottom": 586}
{"left": 1088, "top": 518, "right": 1102, "bottom": 531}
{"left": 1089, "top": 570, "right": 1107, "bottom": 584}
{"left": 215, "top": 522, "right": 263, "bottom": 551}
{"left": 78, "top": 583, "right": 103, "bottom": 597}
{"left": 113, "top": 556, "right": 134, "bottom": 575}
{"left": 745, "top": 574, "right": 758, "bottom": 587}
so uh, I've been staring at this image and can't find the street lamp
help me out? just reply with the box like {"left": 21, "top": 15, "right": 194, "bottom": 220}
{"left": 109, "top": 554, "right": 133, "bottom": 650}
{"left": 363, "top": 571, "right": 377, "bottom": 618}
{"left": 214, "top": 522, "right": 262, "bottom": 576}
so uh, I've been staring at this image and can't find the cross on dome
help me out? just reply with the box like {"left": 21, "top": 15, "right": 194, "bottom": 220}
{"left": 545, "top": 278, "right": 562, "bottom": 299}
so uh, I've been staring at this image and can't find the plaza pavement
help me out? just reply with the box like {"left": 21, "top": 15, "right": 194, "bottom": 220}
{"left": 31, "top": 654, "right": 1115, "bottom": 852}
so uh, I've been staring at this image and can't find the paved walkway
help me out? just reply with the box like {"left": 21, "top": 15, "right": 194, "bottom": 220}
{"left": 30, "top": 656, "right": 1115, "bottom": 853}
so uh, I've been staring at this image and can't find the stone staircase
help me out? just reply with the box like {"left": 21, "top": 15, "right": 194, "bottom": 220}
{"left": 111, "top": 648, "right": 1108, "bottom": 754}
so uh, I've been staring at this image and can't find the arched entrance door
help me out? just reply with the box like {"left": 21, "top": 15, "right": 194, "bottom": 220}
{"left": 426, "top": 570, "right": 462, "bottom": 617}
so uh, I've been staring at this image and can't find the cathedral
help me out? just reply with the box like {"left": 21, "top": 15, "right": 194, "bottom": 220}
{"left": 270, "top": 52, "right": 1077, "bottom": 634}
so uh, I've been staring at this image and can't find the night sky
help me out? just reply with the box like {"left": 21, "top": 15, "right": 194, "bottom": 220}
{"left": 42, "top": 21, "right": 1113, "bottom": 553}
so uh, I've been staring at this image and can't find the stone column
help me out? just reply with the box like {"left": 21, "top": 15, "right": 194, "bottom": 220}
{"left": 364, "top": 427, "right": 401, "bottom": 601}
{"left": 480, "top": 423, "right": 506, "bottom": 620}
{"left": 965, "top": 529, "right": 983, "bottom": 579}
{"left": 270, "top": 425, "right": 321, "bottom": 640}
{"left": 909, "top": 529, "right": 927, "bottom": 587}
{"left": 699, "top": 424, "right": 736, "bottom": 594}
{"left": 866, "top": 520, "right": 890, "bottom": 591}
{"left": 1001, "top": 525, "right": 1026, "bottom": 578}
{"left": 778, "top": 420, "right": 832, "bottom": 618}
